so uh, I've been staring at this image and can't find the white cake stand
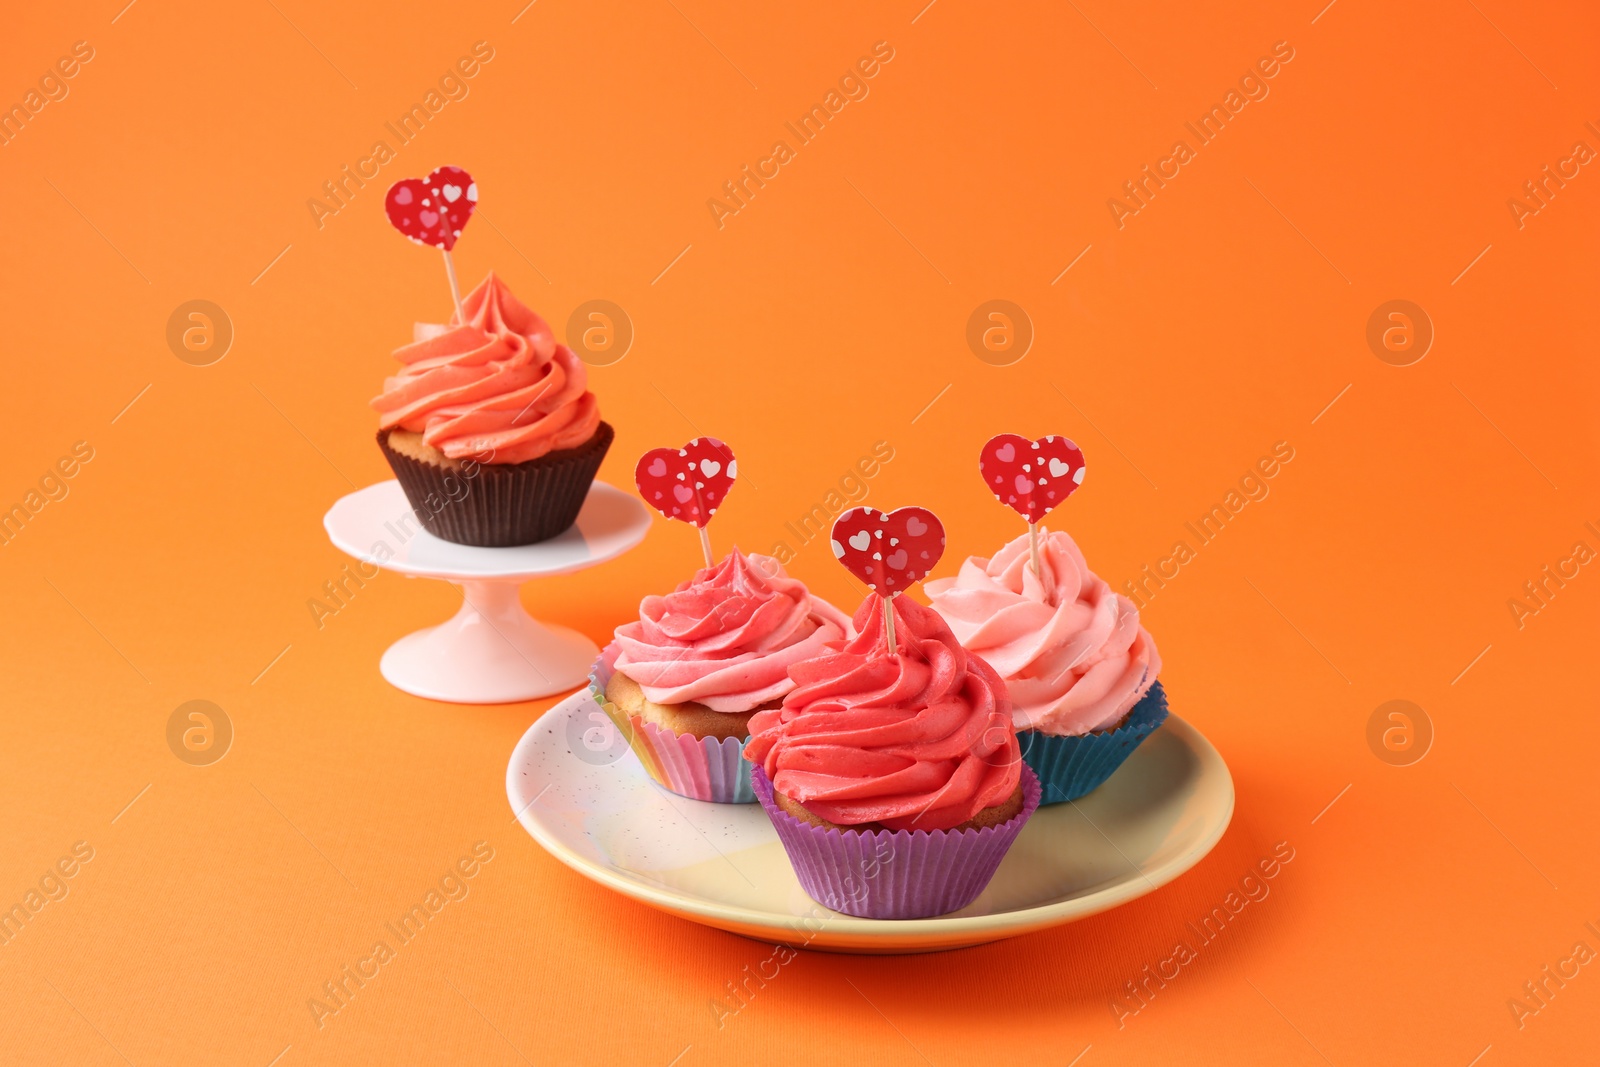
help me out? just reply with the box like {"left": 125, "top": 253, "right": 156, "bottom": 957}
{"left": 323, "top": 480, "right": 650, "bottom": 704}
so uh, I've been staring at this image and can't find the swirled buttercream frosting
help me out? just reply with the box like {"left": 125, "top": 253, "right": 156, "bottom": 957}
{"left": 613, "top": 551, "right": 851, "bottom": 714}
{"left": 925, "top": 530, "right": 1159, "bottom": 735}
{"left": 373, "top": 272, "right": 600, "bottom": 464}
{"left": 745, "top": 595, "right": 1020, "bottom": 831}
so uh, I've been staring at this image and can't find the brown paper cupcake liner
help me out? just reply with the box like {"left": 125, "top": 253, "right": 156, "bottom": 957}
{"left": 377, "top": 421, "right": 614, "bottom": 547}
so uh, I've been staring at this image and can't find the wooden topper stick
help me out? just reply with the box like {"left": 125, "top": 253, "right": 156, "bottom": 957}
{"left": 383, "top": 167, "right": 478, "bottom": 316}
{"left": 1031, "top": 522, "right": 1057, "bottom": 600}
{"left": 442, "top": 248, "right": 465, "bottom": 324}
{"left": 698, "top": 525, "right": 714, "bottom": 569}
{"left": 882, "top": 594, "right": 897, "bottom": 657}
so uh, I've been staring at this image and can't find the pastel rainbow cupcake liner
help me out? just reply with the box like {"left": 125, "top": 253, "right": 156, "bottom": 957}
{"left": 752, "top": 764, "right": 1040, "bottom": 919}
{"left": 588, "top": 643, "right": 756, "bottom": 805}
{"left": 1020, "top": 679, "right": 1169, "bottom": 805}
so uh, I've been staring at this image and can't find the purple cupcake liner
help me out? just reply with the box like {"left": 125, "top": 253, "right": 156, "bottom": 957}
{"left": 751, "top": 764, "right": 1040, "bottom": 919}
{"left": 588, "top": 643, "right": 755, "bottom": 804}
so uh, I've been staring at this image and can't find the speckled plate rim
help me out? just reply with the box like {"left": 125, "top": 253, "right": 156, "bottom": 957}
{"left": 507, "top": 692, "right": 1234, "bottom": 953}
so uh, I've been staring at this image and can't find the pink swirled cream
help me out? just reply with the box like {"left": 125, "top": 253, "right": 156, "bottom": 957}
{"left": 372, "top": 272, "right": 599, "bottom": 464}
{"left": 744, "top": 595, "right": 1022, "bottom": 832}
{"left": 924, "top": 529, "right": 1160, "bottom": 736}
{"left": 610, "top": 551, "right": 851, "bottom": 723}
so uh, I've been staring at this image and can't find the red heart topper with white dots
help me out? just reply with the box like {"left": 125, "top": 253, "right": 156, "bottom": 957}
{"left": 830, "top": 506, "right": 945, "bottom": 597}
{"left": 384, "top": 166, "right": 477, "bottom": 251}
{"left": 978, "top": 434, "right": 1086, "bottom": 524}
{"left": 634, "top": 439, "right": 737, "bottom": 529}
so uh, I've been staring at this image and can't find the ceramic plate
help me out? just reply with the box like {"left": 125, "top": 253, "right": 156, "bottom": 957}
{"left": 507, "top": 690, "right": 1233, "bottom": 954}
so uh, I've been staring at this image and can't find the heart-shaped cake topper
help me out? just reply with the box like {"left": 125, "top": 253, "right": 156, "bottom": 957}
{"left": 385, "top": 166, "right": 477, "bottom": 251}
{"left": 830, "top": 506, "right": 945, "bottom": 596}
{"left": 634, "top": 439, "right": 737, "bottom": 529}
{"left": 979, "top": 434, "right": 1086, "bottom": 523}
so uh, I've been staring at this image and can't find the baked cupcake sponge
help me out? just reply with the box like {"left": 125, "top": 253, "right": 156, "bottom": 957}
{"left": 772, "top": 783, "right": 1026, "bottom": 833}
{"left": 603, "top": 669, "right": 767, "bottom": 742}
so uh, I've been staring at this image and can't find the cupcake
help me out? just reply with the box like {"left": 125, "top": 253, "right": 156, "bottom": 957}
{"left": 925, "top": 528, "right": 1166, "bottom": 804}
{"left": 745, "top": 595, "right": 1039, "bottom": 918}
{"left": 590, "top": 549, "right": 850, "bottom": 804}
{"left": 372, "top": 272, "right": 613, "bottom": 546}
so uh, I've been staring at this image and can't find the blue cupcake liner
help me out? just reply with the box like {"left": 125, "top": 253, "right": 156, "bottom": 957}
{"left": 1020, "top": 680, "right": 1169, "bottom": 805}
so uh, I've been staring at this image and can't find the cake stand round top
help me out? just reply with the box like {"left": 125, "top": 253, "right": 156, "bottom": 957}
{"left": 323, "top": 480, "right": 651, "bottom": 582}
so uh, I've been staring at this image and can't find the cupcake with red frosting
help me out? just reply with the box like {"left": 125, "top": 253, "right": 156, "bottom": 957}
{"left": 590, "top": 550, "right": 850, "bottom": 804}
{"left": 744, "top": 595, "right": 1039, "bottom": 918}
{"left": 925, "top": 528, "right": 1166, "bottom": 804}
{"left": 373, "top": 272, "right": 613, "bottom": 546}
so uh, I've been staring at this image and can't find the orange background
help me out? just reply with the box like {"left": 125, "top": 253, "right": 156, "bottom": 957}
{"left": 3, "top": 0, "right": 1598, "bottom": 1063}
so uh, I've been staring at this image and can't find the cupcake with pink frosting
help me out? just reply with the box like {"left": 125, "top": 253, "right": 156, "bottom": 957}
{"left": 590, "top": 550, "right": 850, "bottom": 804}
{"left": 373, "top": 272, "right": 613, "bottom": 546}
{"left": 925, "top": 528, "right": 1167, "bottom": 804}
{"left": 744, "top": 595, "right": 1039, "bottom": 918}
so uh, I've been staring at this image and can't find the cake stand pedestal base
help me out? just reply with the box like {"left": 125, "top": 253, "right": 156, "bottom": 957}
{"left": 379, "top": 580, "right": 600, "bottom": 704}
{"left": 323, "top": 479, "right": 651, "bottom": 705}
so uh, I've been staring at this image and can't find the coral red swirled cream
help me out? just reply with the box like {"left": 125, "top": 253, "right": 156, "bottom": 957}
{"left": 372, "top": 272, "right": 599, "bottom": 464}
{"left": 613, "top": 551, "right": 851, "bottom": 714}
{"left": 744, "top": 596, "right": 1021, "bottom": 831}
{"left": 925, "top": 530, "right": 1160, "bottom": 736}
